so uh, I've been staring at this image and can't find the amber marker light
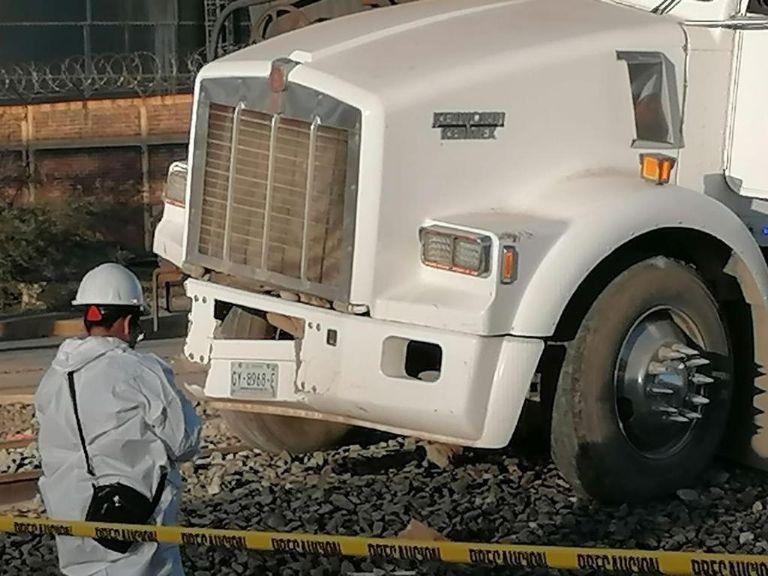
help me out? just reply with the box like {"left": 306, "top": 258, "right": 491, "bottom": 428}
{"left": 269, "top": 63, "right": 287, "bottom": 93}
{"left": 501, "top": 246, "right": 518, "bottom": 284}
{"left": 640, "top": 153, "right": 676, "bottom": 185}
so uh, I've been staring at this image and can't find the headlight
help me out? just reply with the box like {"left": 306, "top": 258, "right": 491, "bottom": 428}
{"left": 163, "top": 161, "right": 188, "bottom": 207}
{"left": 419, "top": 226, "right": 492, "bottom": 277}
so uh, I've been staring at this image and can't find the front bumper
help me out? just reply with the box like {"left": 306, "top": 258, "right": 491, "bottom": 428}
{"left": 184, "top": 279, "right": 544, "bottom": 448}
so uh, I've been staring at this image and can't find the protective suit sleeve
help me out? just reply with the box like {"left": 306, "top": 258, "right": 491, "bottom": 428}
{"left": 133, "top": 356, "right": 202, "bottom": 463}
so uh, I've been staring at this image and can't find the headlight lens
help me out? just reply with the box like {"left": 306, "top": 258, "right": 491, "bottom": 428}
{"left": 453, "top": 237, "right": 486, "bottom": 272}
{"left": 163, "top": 161, "right": 188, "bottom": 207}
{"left": 420, "top": 226, "right": 492, "bottom": 277}
{"left": 422, "top": 233, "right": 454, "bottom": 268}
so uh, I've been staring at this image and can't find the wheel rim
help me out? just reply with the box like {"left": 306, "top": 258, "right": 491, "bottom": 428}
{"left": 614, "top": 306, "right": 715, "bottom": 459}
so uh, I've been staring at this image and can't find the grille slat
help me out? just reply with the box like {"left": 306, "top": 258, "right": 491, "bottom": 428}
{"left": 196, "top": 102, "right": 350, "bottom": 290}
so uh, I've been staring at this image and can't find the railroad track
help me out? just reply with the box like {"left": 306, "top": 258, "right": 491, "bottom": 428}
{"left": 0, "top": 437, "right": 249, "bottom": 508}
{"left": 0, "top": 438, "right": 34, "bottom": 451}
{"left": 0, "top": 470, "right": 40, "bottom": 507}
{"left": 0, "top": 435, "right": 247, "bottom": 458}
{"left": 0, "top": 434, "right": 247, "bottom": 454}
{"left": 0, "top": 437, "right": 40, "bottom": 508}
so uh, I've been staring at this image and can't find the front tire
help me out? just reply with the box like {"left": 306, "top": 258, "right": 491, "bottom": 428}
{"left": 221, "top": 410, "right": 351, "bottom": 454}
{"left": 551, "top": 257, "right": 732, "bottom": 503}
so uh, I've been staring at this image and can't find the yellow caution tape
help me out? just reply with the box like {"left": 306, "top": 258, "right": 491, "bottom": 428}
{"left": 1, "top": 514, "right": 766, "bottom": 575}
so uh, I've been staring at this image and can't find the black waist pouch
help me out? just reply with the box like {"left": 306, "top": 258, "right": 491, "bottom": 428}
{"left": 68, "top": 371, "right": 167, "bottom": 554}
{"left": 86, "top": 473, "right": 167, "bottom": 553}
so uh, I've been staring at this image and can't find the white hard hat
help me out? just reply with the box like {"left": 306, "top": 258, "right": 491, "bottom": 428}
{"left": 72, "top": 263, "right": 148, "bottom": 312}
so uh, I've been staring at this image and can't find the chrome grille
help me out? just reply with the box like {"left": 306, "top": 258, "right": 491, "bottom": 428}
{"left": 196, "top": 102, "right": 350, "bottom": 288}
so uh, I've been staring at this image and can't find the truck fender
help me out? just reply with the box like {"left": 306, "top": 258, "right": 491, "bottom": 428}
{"left": 506, "top": 175, "right": 768, "bottom": 467}
{"left": 508, "top": 176, "right": 768, "bottom": 338}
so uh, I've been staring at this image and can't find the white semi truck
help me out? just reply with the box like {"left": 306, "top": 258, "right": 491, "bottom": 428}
{"left": 154, "top": 0, "right": 768, "bottom": 502}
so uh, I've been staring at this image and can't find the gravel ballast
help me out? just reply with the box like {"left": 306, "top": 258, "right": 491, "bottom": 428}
{"left": 2, "top": 407, "right": 768, "bottom": 575}
{"left": 0, "top": 404, "right": 35, "bottom": 441}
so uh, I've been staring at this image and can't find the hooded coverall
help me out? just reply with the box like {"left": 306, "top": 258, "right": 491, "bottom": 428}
{"left": 35, "top": 336, "right": 202, "bottom": 576}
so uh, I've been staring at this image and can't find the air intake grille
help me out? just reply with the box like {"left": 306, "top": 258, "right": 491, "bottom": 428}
{"left": 197, "top": 102, "right": 350, "bottom": 287}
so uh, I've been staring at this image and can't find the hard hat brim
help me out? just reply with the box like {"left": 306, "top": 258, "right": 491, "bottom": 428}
{"left": 72, "top": 300, "right": 149, "bottom": 315}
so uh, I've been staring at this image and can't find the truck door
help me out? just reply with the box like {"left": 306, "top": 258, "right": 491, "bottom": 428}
{"left": 726, "top": 2, "right": 768, "bottom": 198}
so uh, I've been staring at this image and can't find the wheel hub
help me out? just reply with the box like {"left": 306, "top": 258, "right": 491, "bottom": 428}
{"left": 615, "top": 309, "right": 717, "bottom": 458}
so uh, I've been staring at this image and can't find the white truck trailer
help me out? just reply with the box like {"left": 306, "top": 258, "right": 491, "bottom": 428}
{"left": 154, "top": 0, "right": 768, "bottom": 502}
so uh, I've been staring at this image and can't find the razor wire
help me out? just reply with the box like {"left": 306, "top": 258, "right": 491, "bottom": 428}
{"left": 0, "top": 50, "right": 210, "bottom": 104}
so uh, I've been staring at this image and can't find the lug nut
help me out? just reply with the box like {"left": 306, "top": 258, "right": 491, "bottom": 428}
{"left": 648, "top": 362, "right": 667, "bottom": 375}
{"left": 672, "top": 343, "right": 699, "bottom": 357}
{"left": 680, "top": 409, "right": 702, "bottom": 420}
{"left": 653, "top": 405, "right": 679, "bottom": 414}
{"left": 658, "top": 347, "right": 686, "bottom": 361}
{"left": 687, "top": 394, "right": 710, "bottom": 406}
{"left": 665, "top": 414, "right": 691, "bottom": 423}
{"left": 686, "top": 358, "right": 711, "bottom": 369}
{"left": 649, "top": 386, "right": 675, "bottom": 395}
{"left": 691, "top": 374, "right": 714, "bottom": 385}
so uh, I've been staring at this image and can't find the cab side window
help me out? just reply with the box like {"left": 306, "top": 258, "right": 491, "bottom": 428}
{"left": 748, "top": 0, "right": 768, "bottom": 15}
{"left": 617, "top": 51, "right": 683, "bottom": 149}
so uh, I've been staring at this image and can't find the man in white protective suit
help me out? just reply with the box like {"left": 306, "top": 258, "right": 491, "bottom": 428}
{"left": 35, "top": 263, "right": 202, "bottom": 576}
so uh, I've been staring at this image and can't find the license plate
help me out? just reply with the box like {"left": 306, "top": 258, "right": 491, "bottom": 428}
{"left": 231, "top": 362, "right": 278, "bottom": 397}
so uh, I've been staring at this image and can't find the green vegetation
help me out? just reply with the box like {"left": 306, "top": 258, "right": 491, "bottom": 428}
{"left": 0, "top": 201, "right": 149, "bottom": 312}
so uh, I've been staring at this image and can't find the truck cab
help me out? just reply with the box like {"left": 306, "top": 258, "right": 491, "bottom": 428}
{"left": 155, "top": 0, "right": 768, "bottom": 502}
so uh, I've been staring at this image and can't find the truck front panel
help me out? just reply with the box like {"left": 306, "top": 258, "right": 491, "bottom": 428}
{"left": 184, "top": 278, "right": 544, "bottom": 446}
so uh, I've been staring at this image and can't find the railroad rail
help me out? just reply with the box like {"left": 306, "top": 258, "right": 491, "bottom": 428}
{"left": 0, "top": 435, "right": 246, "bottom": 458}
{"left": 0, "top": 437, "right": 248, "bottom": 508}
{"left": 0, "top": 437, "right": 40, "bottom": 508}
{"left": 0, "top": 438, "right": 34, "bottom": 451}
{"left": 0, "top": 388, "right": 35, "bottom": 406}
{"left": 0, "top": 471, "right": 40, "bottom": 508}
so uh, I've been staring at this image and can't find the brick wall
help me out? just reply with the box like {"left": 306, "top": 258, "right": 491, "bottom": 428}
{"left": 0, "top": 95, "right": 193, "bottom": 252}
{"left": 0, "top": 95, "right": 193, "bottom": 146}
{"left": 0, "top": 151, "right": 25, "bottom": 202}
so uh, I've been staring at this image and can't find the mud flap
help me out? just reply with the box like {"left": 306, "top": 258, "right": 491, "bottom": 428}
{"left": 723, "top": 253, "right": 768, "bottom": 469}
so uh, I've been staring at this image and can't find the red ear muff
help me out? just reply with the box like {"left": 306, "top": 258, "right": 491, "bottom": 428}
{"left": 86, "top": 306, "right": 103, "bottom": 322}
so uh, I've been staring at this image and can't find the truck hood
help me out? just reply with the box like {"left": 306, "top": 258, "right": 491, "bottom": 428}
{"left": 211, "top": 0, "right": 680, "bottom": 104}
{"left": 196, "top": 0, "right": 687, "bottom": 329}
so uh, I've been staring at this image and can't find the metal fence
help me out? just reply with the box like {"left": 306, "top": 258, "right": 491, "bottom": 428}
{"left": 0, "top": 50, "right": 209, "bottom": 104}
